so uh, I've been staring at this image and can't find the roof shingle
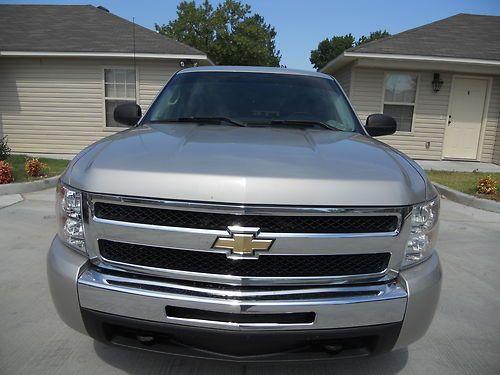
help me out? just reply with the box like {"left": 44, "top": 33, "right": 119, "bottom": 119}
{"left": 0, "top": 4, "right": 205, "bottom": 56}
{"left": 349, "top": 14, "right": 500, "bottom": 61}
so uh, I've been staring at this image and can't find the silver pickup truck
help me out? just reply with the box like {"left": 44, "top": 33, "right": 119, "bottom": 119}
{"left": 48, "top": 66, "right": 441, "bottom": 362}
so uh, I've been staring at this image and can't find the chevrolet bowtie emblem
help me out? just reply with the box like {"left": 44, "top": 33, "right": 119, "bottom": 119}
{"left": 213, "top": 227, "right": 273, "bottom": 256}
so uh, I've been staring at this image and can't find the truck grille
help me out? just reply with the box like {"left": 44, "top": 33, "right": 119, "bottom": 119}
{"left": 94, "top": 202, "right": 398, "bottom": 233}
{"left": 99, "top": 240, "right": 391, "bottom": 277}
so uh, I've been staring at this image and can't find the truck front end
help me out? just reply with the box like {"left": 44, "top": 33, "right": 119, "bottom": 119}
{"left": 48, "top": 67, "right": 441, "bottom": 362}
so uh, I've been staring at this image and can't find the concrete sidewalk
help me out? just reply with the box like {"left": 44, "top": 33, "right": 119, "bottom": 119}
{"left": 416, "top": 160, "right": 500, "bottom": 173}
{"left": 0, "top": 187, "right": 55, "bottom": 208}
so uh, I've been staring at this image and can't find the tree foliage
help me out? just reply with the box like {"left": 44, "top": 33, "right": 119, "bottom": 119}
{"left": 309, "top": 34, "right": 355, "bottom": 72}
{"left": 156, "top": 0, "right": 281, "bottom": 66}
{"left": 0, "top": 135, "right": 11, "bottom": 161}
{"left": 310, "top": 29, "right": 390, "bottom": 71}
{"left": 357, "top": 30, "right": 391, "bottom": 46}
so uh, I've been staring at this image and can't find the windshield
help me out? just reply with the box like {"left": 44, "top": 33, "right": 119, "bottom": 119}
{"left": 143, "top": 71, "right": 360, "bottom": 132}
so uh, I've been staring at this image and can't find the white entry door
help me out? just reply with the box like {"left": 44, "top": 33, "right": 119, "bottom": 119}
{"left": 442, "top": 77, "right": 488, "bottom": 160}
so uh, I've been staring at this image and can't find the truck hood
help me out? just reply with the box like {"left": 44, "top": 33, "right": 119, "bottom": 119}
{"left": 65, "top": 124, "right": 427, "bottom": 206}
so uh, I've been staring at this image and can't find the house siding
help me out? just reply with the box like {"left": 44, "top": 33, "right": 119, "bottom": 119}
{"left": 332, "top": 63, "right": 352, "bottom": 97}
{"left": 349, "top": 67, "right": 500, "bottom": 162}
{"left": 483, "top": 77, "right": 500, "bottom": 163}
{"left": 137, "top": 60, "right": 178, "bottom": 111}
{"left": 493, "top": 124, "right": 500, "bottom": 165}
{"left": 0, "top": 57, "right": 179, "bottom": 155}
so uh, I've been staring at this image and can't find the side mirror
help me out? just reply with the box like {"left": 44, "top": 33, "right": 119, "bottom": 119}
{"left": 365, "top": 114, "right": 397, "bottom": 137}
{"left": 114, "top": 102, "right": 142, "bottom": 126}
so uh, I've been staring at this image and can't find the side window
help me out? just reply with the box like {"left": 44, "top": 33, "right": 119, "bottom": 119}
{"left": 383, "top": 73, "right": 418, "bottom": 132}
{"left": 104, "top": 68, "right": 136, "bottom": 127}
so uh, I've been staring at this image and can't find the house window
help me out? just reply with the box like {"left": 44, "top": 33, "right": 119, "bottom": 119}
{"left": 104, "top": 68, "right": 136, "bottom": 127}
{"left": 383, "top": 73, "right": 418, "bottom": 132}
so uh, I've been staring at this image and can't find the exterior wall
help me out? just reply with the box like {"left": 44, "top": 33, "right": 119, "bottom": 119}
{"left": 493, "top": 120, "right": 500, "bottom": 165}
{"left": 349, "top": 67, "right": 500, "bottom": 161}
{"left": 485, "top": 77, "right": 500, "bottom": 164}
{"left": 332, "top": 63, "right": 352, "bottom": 97}
{"left": 0, "top": 57, "right": 179, "bottom": 155}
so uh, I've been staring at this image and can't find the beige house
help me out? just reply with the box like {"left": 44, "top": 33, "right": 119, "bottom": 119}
{"left": 0, "top": 5, "right": 210, "bottom": 156}
{"left": 322, "top": 14, "right": 500, "bottom": 164}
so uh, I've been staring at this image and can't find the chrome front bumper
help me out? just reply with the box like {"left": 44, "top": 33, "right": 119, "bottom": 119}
{"left": 48, "top": 236, "right": 442, "bottom": 357}
{"left": 77, "top": 267, "right": 407, "bottom": 331}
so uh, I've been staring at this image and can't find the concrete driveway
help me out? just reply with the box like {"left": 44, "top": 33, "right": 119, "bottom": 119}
{"left": 1, "top": 188, "right": 499, "bottom": 375}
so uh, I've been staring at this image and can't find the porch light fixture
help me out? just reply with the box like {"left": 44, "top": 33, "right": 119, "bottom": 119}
{"left": 432, "top": 73, "right": 443, "bottom": 93}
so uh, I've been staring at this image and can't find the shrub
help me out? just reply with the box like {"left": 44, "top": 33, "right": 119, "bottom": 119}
{"left": 0, "top": 160, "right": 14, "bottom": 184}
{"left": 0, "top": 135, "right": 11, "bottom": 161}
{"left": 476, "top": 175, "right": 497, "bottom": 195}
{"left": 24, "top": 158, "right": 48, "bottom": 178}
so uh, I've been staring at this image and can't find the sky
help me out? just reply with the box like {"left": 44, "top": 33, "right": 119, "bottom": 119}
{"left": 2, "top": 0, "right": 500, "bottom": 70}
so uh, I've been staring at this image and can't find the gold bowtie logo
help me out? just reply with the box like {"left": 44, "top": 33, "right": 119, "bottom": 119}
{"left": 213, "top": 229, "right": 273, "bottom": 256}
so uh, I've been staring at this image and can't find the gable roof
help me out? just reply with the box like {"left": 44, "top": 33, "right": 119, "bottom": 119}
{"left": 322, "top": 13, "right": 500, "bottom": 73}
{"left": 0, "top": 5, "right": 207, "bottom": 59}
{"left": 349, "top": 14, "right": 500, "bottom": 61}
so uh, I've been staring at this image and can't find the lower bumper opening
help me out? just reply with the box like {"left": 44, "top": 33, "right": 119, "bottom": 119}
{"left": 82, "top": 309, "right": 402, "bottom": 362}
{"left": 165, "top": 306, "right": 316, "bottom": 325}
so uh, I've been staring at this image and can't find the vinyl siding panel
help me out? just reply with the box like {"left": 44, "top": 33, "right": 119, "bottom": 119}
{"left": 481, "top": 77, "right": 500, "bottom": 163}
{"left": 138, "top": 60, "right": 178, "bottom": 111}
{"left": 349, "top": 69, "right": 386, "bottom": 122}
{"left": 493, "top": 82, "right": 500, "bottom": 165}
{"left": 332, "top": 63, "right": 352, "bottom": 97}
{"left": 493, "top": 125, "right": 500, "bottom": 165}
{"left": 0, "top": 57, "right": 178, "bottom": 155}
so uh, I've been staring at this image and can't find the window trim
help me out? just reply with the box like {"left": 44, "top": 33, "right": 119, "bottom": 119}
{"left": 380, "top": 71, "right": 420, "bottom": 134}
{"left": 101, "top": 66, "right": 140, "bottom": 130}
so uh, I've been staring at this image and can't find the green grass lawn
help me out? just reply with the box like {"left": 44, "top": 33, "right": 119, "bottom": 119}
{"left": 6, "top": 154, "right": 69, "bottom": 183}
{"left": 425, "top": 170, "right": 499, "bottom": 200}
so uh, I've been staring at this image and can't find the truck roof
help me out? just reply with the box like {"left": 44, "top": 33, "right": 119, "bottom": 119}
{"left": 178, "top": 65, "right": 333, "bottom": 79}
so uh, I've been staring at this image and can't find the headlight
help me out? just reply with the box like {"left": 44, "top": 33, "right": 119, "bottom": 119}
{"left": 402, "top": 196, "right": 439, "bottom": 268}
{"left": 56, "top": 182, "right": 86, "bottom": 254}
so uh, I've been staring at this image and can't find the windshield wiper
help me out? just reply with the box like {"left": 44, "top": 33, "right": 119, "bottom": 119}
{"left": 175, "top": 116, "right": 246, "bottom": 127}
{"left": 268, "top": 120, "right": 340, "bottom": 131}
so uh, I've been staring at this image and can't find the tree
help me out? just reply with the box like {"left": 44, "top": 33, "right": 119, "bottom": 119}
{"left": 156, "top": 0, "right": 281, "bottom": 66}
{"left": 309, "top": 34, "right": 355, "bottom": 71}
{"left": 310, "top": 30, "right": 390, "bottom": 71}
{"left": 357, "top": 29, "right": 390, "bottom": 46}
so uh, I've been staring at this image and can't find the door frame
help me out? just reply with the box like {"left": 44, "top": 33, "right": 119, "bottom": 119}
{"left": 441, "top": 74, "right": 492, "bottom": 161}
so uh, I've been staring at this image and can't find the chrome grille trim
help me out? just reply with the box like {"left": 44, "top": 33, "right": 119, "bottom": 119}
{"left": 83, "top": 193, "right": 411, "bottom": 286}
{"left": 88, "top": 193, "right": 409, "bottom": 220}
{"left": 93, "top": 202, "right": 400, "bottom": 234}
{"left": 99, "top": 239, "right": 391, "bottom": 278}
{"left": 92, "top": 259, "right": 395, "bottom": 286}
